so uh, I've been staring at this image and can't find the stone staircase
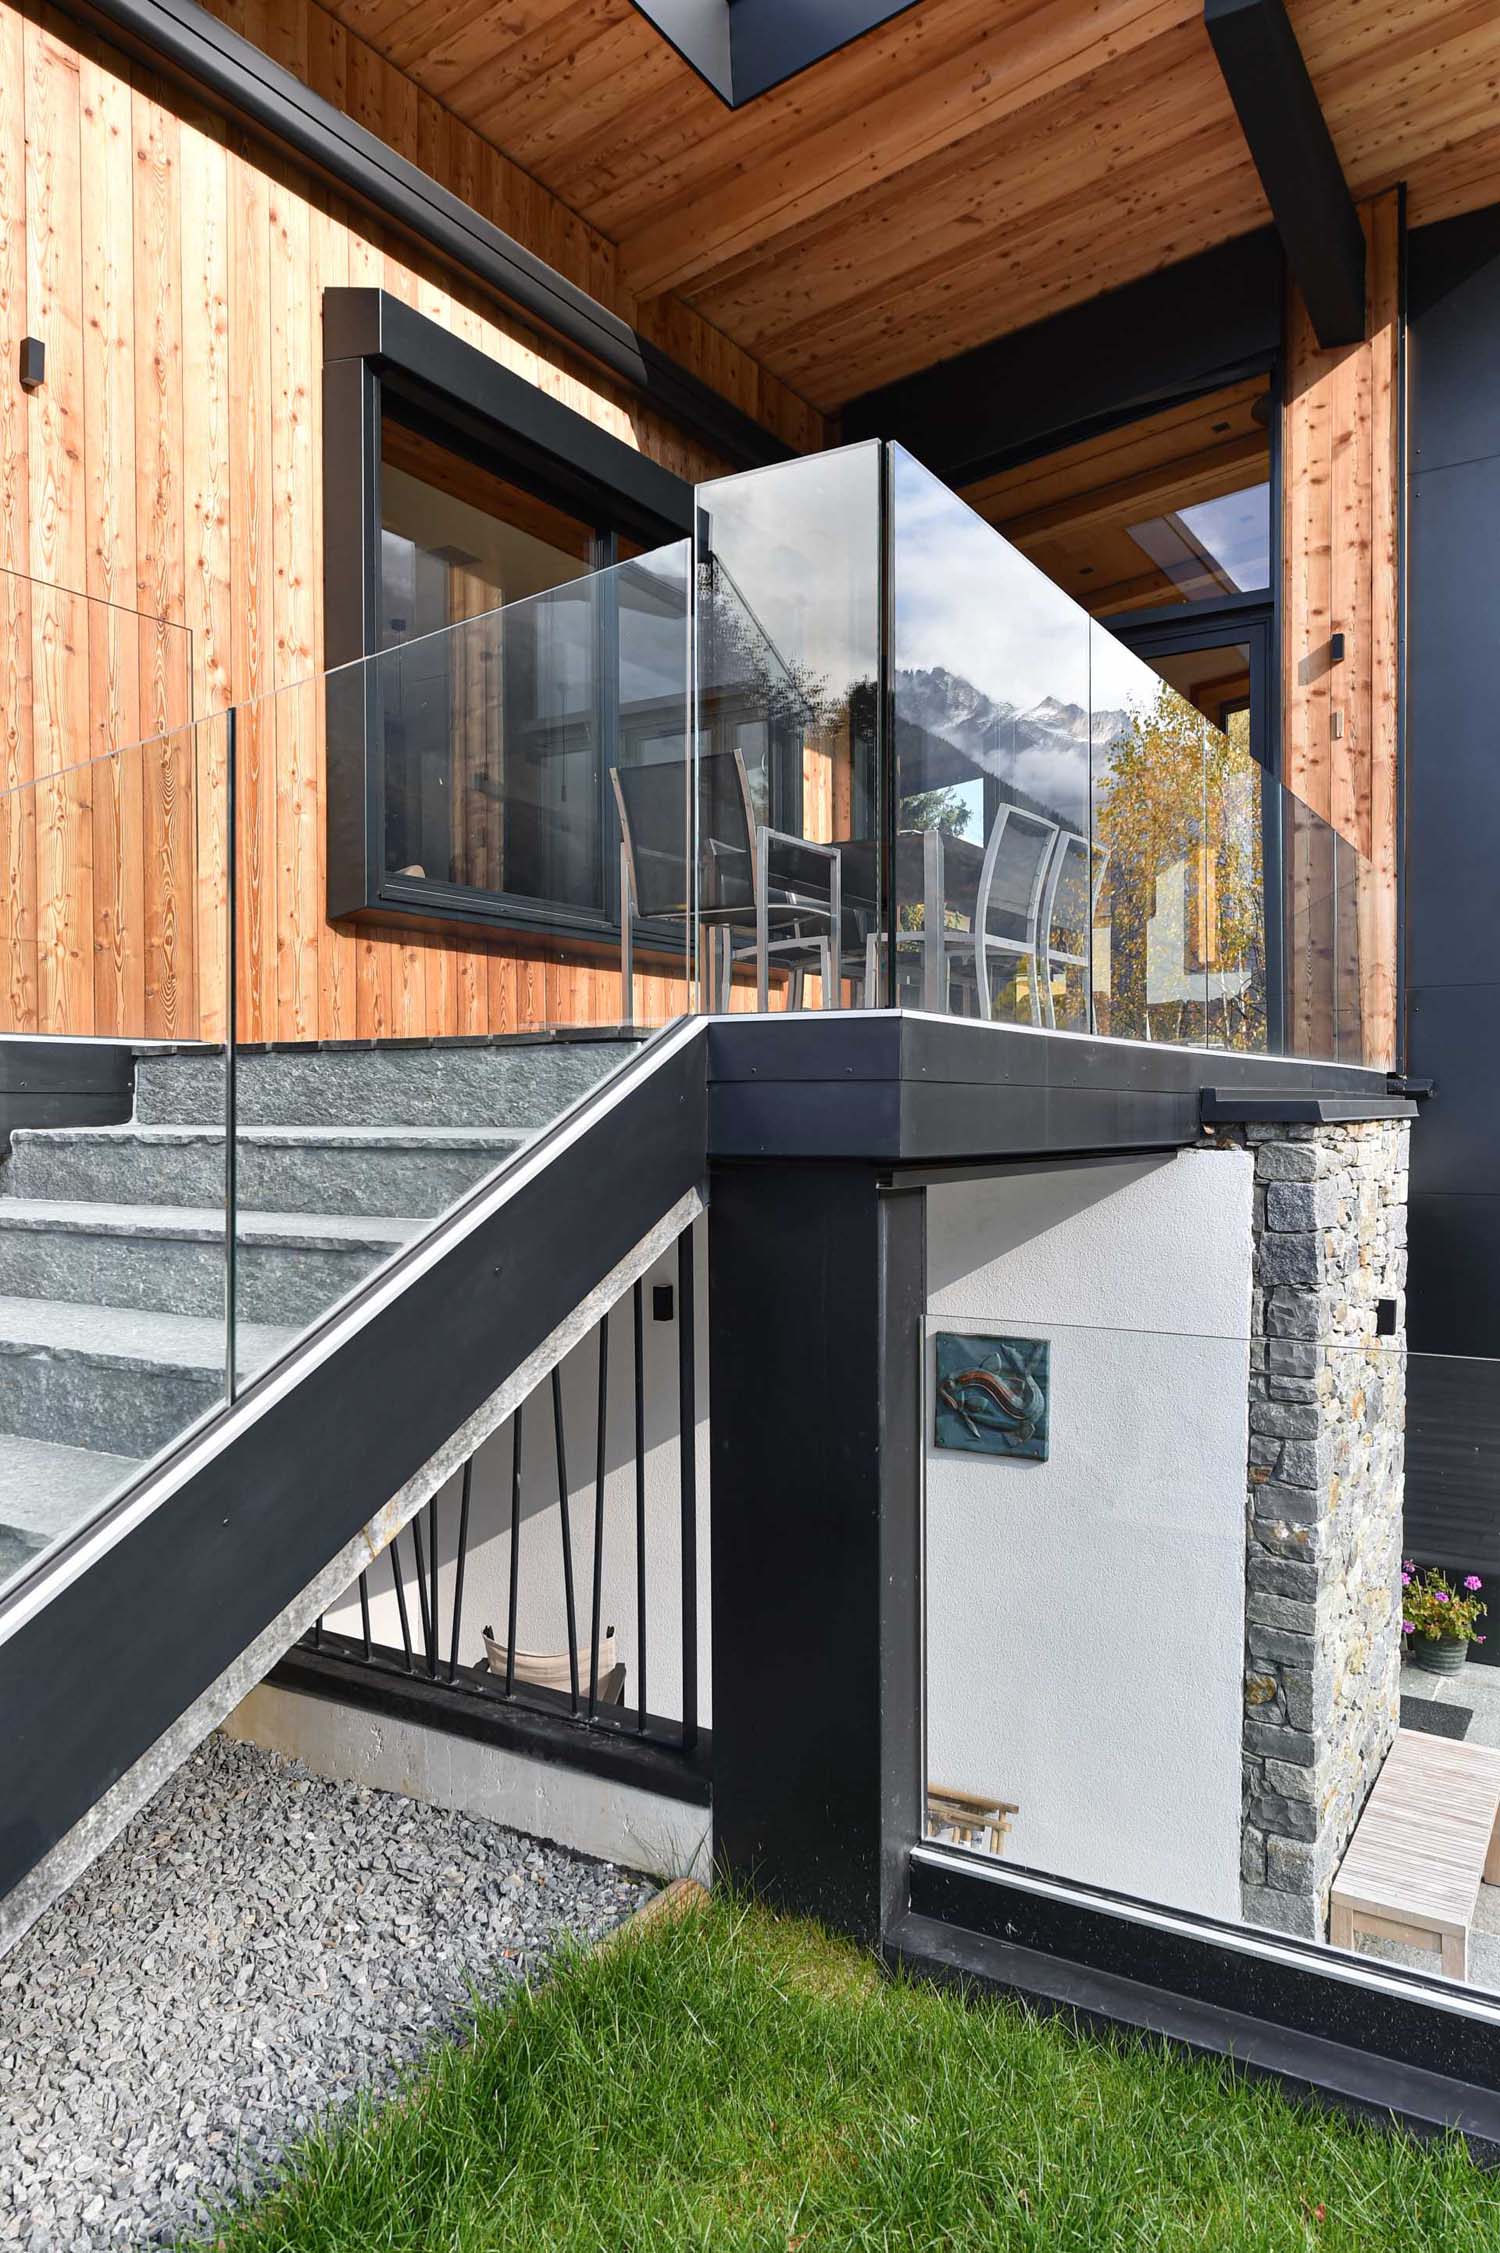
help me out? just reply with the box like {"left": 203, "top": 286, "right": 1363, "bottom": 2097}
{"left": 0, "top": 1036, "right": 638, "bottom": 1582}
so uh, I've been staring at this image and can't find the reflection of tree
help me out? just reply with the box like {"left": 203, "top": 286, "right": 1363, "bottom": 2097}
{"left": 1093, "top": 680, "right": 1266, "bottom": 1049}
{"left": 901, "top": 787, "right": 973, "bottom": 836}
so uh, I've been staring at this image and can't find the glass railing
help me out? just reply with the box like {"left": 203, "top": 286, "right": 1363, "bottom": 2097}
{"left": 0, "top": 567, "right": 225, "bottom": 1591}
{"left": 694, "top": 443, "right": 1388, "bottom": 1063}
{"left": 889, "top": 445, "right": 1381, "bottom": 1062}
{"left": 0, "top": 548, "right": 692, "bottom": 1604}
{"left": 0, "top": 566, "right": 198, "bottom": 1039}
{"left": 922, "top": 1320, "right": 1500, "bottom": 2012}
{"left": 0, "top": 437, "right": 1395, "bottom": 1606}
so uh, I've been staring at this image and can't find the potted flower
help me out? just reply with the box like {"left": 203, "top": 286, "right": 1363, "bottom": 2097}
{"left": 1401, "top": 1561, "right": 1487, "bottom": 1675}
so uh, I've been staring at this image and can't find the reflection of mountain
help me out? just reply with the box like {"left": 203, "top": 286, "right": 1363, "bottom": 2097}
{"left": 895, "top": 666, "right": 1128, "bottom": 828}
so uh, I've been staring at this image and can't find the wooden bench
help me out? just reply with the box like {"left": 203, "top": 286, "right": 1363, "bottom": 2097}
{"left": 1330, "top": 1729, "right": 1500, "bottom": 1982}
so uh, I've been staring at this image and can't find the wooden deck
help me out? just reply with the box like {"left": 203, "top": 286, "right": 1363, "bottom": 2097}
{"left": 1330, "top": 1729, "right": 1500, "bottom": 1984}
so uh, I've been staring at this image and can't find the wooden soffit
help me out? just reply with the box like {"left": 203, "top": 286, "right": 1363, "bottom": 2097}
{"left": 309, "top": 0, "right": 1500, "bottom": 414}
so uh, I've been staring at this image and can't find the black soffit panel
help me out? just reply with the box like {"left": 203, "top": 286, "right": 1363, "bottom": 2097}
{"left": 628, "top": 0, "right": 923, "bottom": 107}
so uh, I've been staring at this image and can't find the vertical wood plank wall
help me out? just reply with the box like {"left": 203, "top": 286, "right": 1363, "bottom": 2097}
{"left": 0, "top": 0, "right": 820, "bottom": 1043}
{"left": 1281, "top": 188, "right": 1401, "bottom": 1066}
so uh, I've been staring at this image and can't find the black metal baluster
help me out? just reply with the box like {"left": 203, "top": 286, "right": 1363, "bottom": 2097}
{"left": 633, "top": 1279, "right": 647, "bottom": 1735}
{"left": 553, "top": 1364, "right": 581, "bottom": 1715}
{"left": 448, "top": 1459, "right": 472, "bottom": 1684}
{"left": 410, "top": 1513, "right": 433, "bottom": 1668}
{"left": 390, "top": 1534, "right": 415, "bottom": 1673}
{"left": 358, "top": 1571, "right": 372, "bottom": 1662}
{"left": 505, "top": 1405, "right": 522, "bottom": 1698}
{"left": 311, "top": 1612, "right": 324, "bottom": 1650}
{"left": 588, "top": 1312, "right": 609, "bottom": 1721}
{"left": 677, "top": 1229, "right": 698, "bottom": 1754}
{"left": 427, "top": 1495, "right": 440, "bottom": 1679}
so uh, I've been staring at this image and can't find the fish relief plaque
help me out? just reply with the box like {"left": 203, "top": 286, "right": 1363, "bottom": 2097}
{"left": 934, "top": 1332, "right": 1050, "bottom": 1462}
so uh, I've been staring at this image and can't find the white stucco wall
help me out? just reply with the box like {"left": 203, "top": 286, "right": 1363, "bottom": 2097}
{"left": 925, "top": 1149, "right": 1254, "bottom": 1920}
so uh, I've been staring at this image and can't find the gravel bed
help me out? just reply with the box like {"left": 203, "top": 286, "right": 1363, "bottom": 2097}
{"left": 0, "top": 1732, "right": 656, "bottom": 2251}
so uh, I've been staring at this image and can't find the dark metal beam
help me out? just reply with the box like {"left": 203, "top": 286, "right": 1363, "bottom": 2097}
{"left": 1203, "top": 0, "right": 1367, "bottom": 348}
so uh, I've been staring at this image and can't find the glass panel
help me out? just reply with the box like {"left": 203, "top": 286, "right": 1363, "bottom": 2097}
{"left": 377, "top": 541, "right": 689, "bottom": 921}
{"left": 1089, "top": 620, "right": 1209, "bottom": 1046}
{"left": 694, "top": 444, "right": 881, "bottom": 1012}
{"left": 0, "top": 565, "right": 225, "bottom": 1599}
{"left": 379, "top": 416, "right": 593, "bottom": 650}
{"left": 963, "top": 377, "right": 1272, "bottom": 619}
{"left": 890, "top": 446, "right": 1091, "bottom": 1028}
{"left": 923, "top": 1279, "right": 1500, "bottom": 2003}
{"left": 233, "top": 544, "right": 693, "bottom": 1392}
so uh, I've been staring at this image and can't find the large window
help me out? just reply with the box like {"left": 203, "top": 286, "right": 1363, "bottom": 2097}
{"left": 322, "top": 290, "right": 693, "bottom": 933}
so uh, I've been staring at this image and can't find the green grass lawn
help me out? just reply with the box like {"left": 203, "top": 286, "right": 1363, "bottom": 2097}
{"left": 189, "top": 1890, "right": 1500, "bottom": 2252}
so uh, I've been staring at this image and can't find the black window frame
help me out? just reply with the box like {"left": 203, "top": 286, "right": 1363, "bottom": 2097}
{"left": 322, "top": 287, "right": 695, "bottom": 942}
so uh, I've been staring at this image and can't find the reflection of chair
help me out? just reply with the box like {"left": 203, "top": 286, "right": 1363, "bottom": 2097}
{"left": 1037, "top": 830, "right": 1109, "bottom": 1031}
{"left": 612, "top": 748, "right": 842, "bottom": 1014}
{"left": 926, "top": 1784, "right": 1018, "bottom": 1857}
{"left": 941, "top": 803, "right": 1058, "bottom": 1024}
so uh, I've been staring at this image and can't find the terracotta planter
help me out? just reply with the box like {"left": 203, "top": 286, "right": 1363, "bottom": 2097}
{"left": 1409, "top": 1634, "right": 1469, "bottom": 1676}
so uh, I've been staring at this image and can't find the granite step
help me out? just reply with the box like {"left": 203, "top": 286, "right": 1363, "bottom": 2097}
{"left": 0, "top": 1432, "right": 141, "bottom": 1568}
{"left": 0, "top": 1296, "right": 296, "bottom": 1457}
{"left": 1, "top": 1124, "right": 527, "bottom": 1218}
{"left": 0, "top": 1199, "right": 420, "bottom": 1325}
{"left": 133, "top": 1036, "right": 642, "bottom": 1129}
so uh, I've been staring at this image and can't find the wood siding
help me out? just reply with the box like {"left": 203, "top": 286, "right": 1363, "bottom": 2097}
{"left": 1282, "top": 189, "right": 1401, "bottom": 1065}
{"left": 0, "top": 0, "right": 817, "bottom": 1043}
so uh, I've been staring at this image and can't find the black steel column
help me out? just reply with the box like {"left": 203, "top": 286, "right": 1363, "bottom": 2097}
{"left": 708, "top": 1159, "right": 924, "bottom": 1944}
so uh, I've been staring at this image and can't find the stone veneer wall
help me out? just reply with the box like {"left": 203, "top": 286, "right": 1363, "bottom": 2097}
{"left": 1219, "top": 1117, "right": 1410, "bottom": 1940}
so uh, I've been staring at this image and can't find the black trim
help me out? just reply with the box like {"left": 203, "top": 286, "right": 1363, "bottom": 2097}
{"left": 885, "top": 1906, "right": 1500, "bottom": 2154}
{"left": 843, "top": 233, "right": 1284, "bottom": 490}
{"left": 705, "top": 1012, "right": 1395, "bottom": 1165}
{"left": 0, "top": 1028, "right": 708, "bottom": 1904}
{"left": 52, "top": 0, "right": 789, "bottom": 474}
{"left": 1203, "top": 0, "right": 1366, "bottom": 349}
{"left": 906, "top": 1853, "right": 1500, "bottom": 2108}
{"left": 707, "top": 1160, "right": 924, "bottom": 1942}
{"left": 1202, "top": 1089, "right": 1418, "bottom": 1125}
{"left": 627, "top": 0, "right": 922, "bottom": 108}
{"left": 272, "top": 1638, "right": 712, "bottom": 1806}
{"left": 322, "top": 288, "right": 695, "bottom": 932}
{"left": 0, "top": 1040, "right": 134, "bottom": 1156}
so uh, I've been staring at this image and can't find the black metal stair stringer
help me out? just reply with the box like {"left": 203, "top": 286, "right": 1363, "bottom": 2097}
{"left": 0, "top": 1018, "right": 708, "bottom": 1940}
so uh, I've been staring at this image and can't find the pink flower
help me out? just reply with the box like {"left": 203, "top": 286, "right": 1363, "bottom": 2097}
{"left": 1435, "top": 1589, "right": 1451, "bottom": 1603}
{"left": 1479, "top": 1636, "right": 1488, "bottom": 1645}
{"left": 1465, "top": 1575, "right": 1483, "bottom": 1591}
{"left": 1402, "top": 1620, "right": 1415, "bottom": 1634}
{"left": 1401, "top": 1571, "right": 1412, "bottom": 1587}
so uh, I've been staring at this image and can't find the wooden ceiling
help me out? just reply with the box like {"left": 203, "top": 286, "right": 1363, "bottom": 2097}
{"left": 319, "top": 0, "right": 1500, "bottom": 414}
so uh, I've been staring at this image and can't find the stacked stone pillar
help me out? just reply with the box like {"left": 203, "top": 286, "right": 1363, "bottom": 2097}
{"left": 1226, "top": 1117, "right": 1410, "bottom": 1940}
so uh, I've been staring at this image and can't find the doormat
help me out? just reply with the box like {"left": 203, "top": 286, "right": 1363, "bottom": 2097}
{"left": 1400, "top": 1694, "right": 1473, "bottom": 1741}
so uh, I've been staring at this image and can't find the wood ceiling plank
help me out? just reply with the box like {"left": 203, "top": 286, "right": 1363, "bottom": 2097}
{"left": 620, "top": 0, "right": 1194, "bottom": 297}
{"left": 553, "top": 0, "right": 1010, "bottom": 230}
{"left": 691, "top": 35, "right": 1231, "bottom": 349}
{"left": 964, "top": 379, "right": 1266, "bottom": 516}
{"left": 468, "top": 20, "right": 683, "bottom": 161}
{"left": 995, "top": 429, "right": 1266, "bottom": 540}
{"left": 773, "top": 136, "right": 1264, "bottom": 403}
